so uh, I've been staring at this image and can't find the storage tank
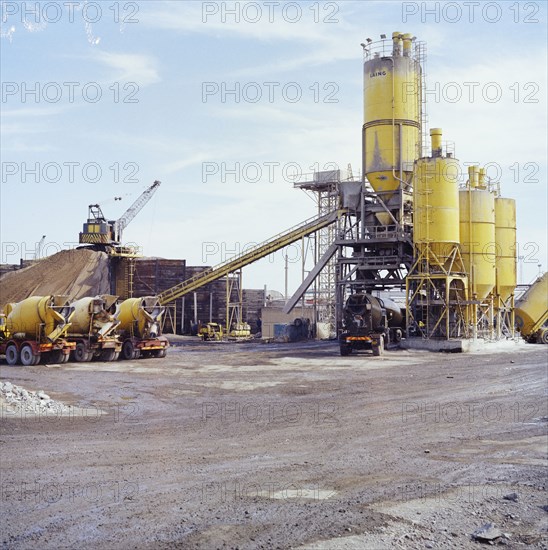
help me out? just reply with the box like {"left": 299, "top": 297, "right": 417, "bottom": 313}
{"left": 363, "top": 31, "right": 421, "bottom": 202}
{"left": 344, "top": 293, "right": 403, "bottom": 330}
{"left": 515, "top": 273, "right": 548, "bottom": 343}
{"left": 413, "top": 128, "right": 460, "bottom": 266}
{"left": 69, "top": 295, "right": 119, "bottom": 336}
{"left": 117, "top": 296, "right": 165, "bottom": 339}
{"left": 494, "top": 197, "right": 517, "bottom": 301}
{"left": 459, "top": 169, "right": 496, "bottom": 300}
{"left": 5, "top": 295, "right": 73, "bottom": 342}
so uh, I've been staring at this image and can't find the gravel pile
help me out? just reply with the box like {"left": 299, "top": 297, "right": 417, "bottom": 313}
{"left": 0, "top": 380, "right": 73, "bottom": 416}
{"left": 0, "top": 248, "right": 110, "bottom": 308}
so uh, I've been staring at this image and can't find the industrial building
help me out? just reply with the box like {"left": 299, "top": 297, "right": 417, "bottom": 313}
{"left": 1, "top": 31, "right": 545, "bottom": 354}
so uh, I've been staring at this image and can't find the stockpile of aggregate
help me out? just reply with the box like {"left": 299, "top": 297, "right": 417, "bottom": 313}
{"left": 0, "top": 380, "right": 74, "bottom": 416}
{"left": 0, "top": 249, "right": 110, "bottom": 309}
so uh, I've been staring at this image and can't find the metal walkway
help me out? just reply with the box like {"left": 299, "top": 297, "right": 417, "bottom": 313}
{"left": 157, "top": 210, "right": 340, "bottom": 305}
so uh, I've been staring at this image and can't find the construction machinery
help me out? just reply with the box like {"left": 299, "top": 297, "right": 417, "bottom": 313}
{"left": 515, "top": 273, "right": 548, "bottom": 344}
{"left": 116, "top": 296, "right": 168, "bottom": 359}
{"left": 0, "top": 296, "right": 75, "bottom": 365}
{"left": 227, "top": 322, "right": 252, "bottom": 340}
{"left": 68, "top": 295, "right": 121, "bottom": 362}
{"left": 79, "top": 180, "right": 160, "bottom": 251}
{"left": 198, "top": 322, "right": 224, "bottom": 341}
{"left": 339, "top": 294, "right": 404, "bottom": 356}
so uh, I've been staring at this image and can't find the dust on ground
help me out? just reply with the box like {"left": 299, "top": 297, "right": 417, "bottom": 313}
{"left": 1, "top": 340, "right": 547, "bottom": 549}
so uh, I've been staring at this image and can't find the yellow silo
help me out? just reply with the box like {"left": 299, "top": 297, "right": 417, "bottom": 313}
{"left": 459, "top": 169, "right": 496, "bottom": 300}
{"left": 413, "top": 128, "right": 460, "bottom": 266}
{"left": 494, "top": 197, "right": 517, "bottom": 302}
{"left": 363, "top": 31, "right": 421, "bottom": 202}
{"left": 515, "top": 273, "right": 548, "bottom": 342}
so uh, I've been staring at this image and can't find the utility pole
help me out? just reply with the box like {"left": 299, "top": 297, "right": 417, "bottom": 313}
{"left": 284, "top": 254, "right": 289, "bottom": 300}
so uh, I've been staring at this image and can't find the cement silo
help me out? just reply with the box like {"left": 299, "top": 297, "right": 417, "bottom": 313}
{"left": 413, "top": 128, "right": 461, "bottom": 268}
{"left": 363, "top": 31, "right": 421, "bottom": 204}
{"left": 406, "top": 129, "right": 469, "bottom": 340}
{"left": 459, "top": 166, "right": 496, "bottom": 301}
{"left": 494, "top": 197, "right": 517, "bottom": 303}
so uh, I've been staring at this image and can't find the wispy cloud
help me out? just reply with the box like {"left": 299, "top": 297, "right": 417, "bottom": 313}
{"left": 92, "top": 51, "right": 161, "bottom": 86}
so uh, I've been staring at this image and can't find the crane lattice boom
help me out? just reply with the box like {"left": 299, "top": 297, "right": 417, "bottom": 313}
{"left": 113, "top": 180, "right": 161, "bottom": 242}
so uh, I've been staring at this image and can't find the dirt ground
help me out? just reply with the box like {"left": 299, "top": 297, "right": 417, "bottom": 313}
{"left": 1, "top": 339, "right": 547, "bottom": 549}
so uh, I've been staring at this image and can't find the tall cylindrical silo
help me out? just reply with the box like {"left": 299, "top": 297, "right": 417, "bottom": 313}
{"left": 363, "top": 31, "right": 421, "bottom": 203}
{"left": 459, "top": 172, "right": 496, "bottom": 300}
{"left": 413, "top": 128, "right": 460, "bottom": 266}
{"left": 494, "top": 197, "right": 517, "bottom": 302}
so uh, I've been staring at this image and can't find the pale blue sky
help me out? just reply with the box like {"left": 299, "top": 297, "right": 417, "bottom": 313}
{"left": 1, "top": 1, "right": 547, "bottom": 292}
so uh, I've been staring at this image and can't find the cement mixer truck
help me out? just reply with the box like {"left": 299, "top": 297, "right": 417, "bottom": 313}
{"left": 515, "top": 273, "right": 548, "bottom": 344}
{"left": 67, "top": 295, "right": 122, "bottom": 361}
{"left": 116, "top": 296, "right": 168, "bottom": 359}
{"left": 0, "top": 295, "right": 76, "bottom": 365}
{"left": 339, "top": 293, "right": 404, "bottom": 356}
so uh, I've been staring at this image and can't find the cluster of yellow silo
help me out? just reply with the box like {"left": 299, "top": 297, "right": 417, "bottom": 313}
{"left": 411, "top": 128, "right": 517, "bottom": 337}
{"left": 360, "top": 31, "right": 518, "bottom": 340}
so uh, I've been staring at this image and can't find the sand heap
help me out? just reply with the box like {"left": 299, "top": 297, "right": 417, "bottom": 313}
{"left": 0, "top": 249, "right": 110, "bottom": 309}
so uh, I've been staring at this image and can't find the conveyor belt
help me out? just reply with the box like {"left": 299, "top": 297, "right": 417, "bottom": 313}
{"left": 157, "top": 210, "right": 340, "bottom": 305}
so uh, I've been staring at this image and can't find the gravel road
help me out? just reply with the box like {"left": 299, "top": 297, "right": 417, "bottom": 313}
{"left": 1, "top": 340, "right": 546, "bottom": 549}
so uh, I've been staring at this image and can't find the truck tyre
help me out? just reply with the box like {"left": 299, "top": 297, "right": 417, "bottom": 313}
{"left": 394, "top": 329, "right": 402, "bottom": 343}
{"left": 61, "top": 352, "right": 70, "bottom": 363}
{"left": 20, "top": 344, "right": 37, "bottom": 366}
{"left": 539, "top": 328, "right": 548, "bottom": 345}
{"left": 74, "top": 342, "right": 90, "bottom": 362}
{"left": 100, "top": 349, "right": 117, "bottom": 362}
{"left": 48, "top": 350, "right": 64, "bottom": 364}
{"left": 152, "top": 348, "right": 167, "bottom": 358}
{"left": 5, "top": 344, "right": 19, "bottom": 366}
{"left": 122, "top": 340, "right": 135, "bottom": 360}
{"left": 340, "top": 344, "right": 352, "bottom": 356}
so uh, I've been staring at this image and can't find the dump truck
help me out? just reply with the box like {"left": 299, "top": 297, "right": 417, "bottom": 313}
{"left": 68, "top": 295, "right": 122, "bottom": 361}
{"left": 116, "top": 296, "right": 168, "bottom": 359}
{"left": 339, "top": 293, "right": 404, "bottom": 356}
{"left": 515, "top": 273, "right": 548, "bottom": 344}
{"left": 0, "top": 295, "right": 75, "bottom": 365}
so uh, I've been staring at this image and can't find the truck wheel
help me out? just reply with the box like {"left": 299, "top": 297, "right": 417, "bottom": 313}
{"left": 122, "top": 340, "right": 135, "bottom": 360}
{"left": 20, "top": 344, "right": 37, "bottom": 366}
{"left": 152, "top": 349, "right": 167, "bottom": 358}
{"left": 100, "top": 349, "right": 117, "bottom": 362}
{"left": 48, "top": 350, "right": 64, "bottom": 364}
{"left": 61, "top": 352, "right": 71, "bottom": 363}
{"left": 372, "top": 336, "right": 384, "bottom": 357}
{"left": 394, "top": 329, "right": 402, "bottom": 343}
{"left": 74, "top": 343, "right": 90, "bottom": 362}
{"left": 5, "top": 344, "right": 19, "bottom": 366}
{"left": 340, "top": 344, "right": 351, "bottom": 356}
{"left": 539, "top": 329, "right": 548, "bottom": 345}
